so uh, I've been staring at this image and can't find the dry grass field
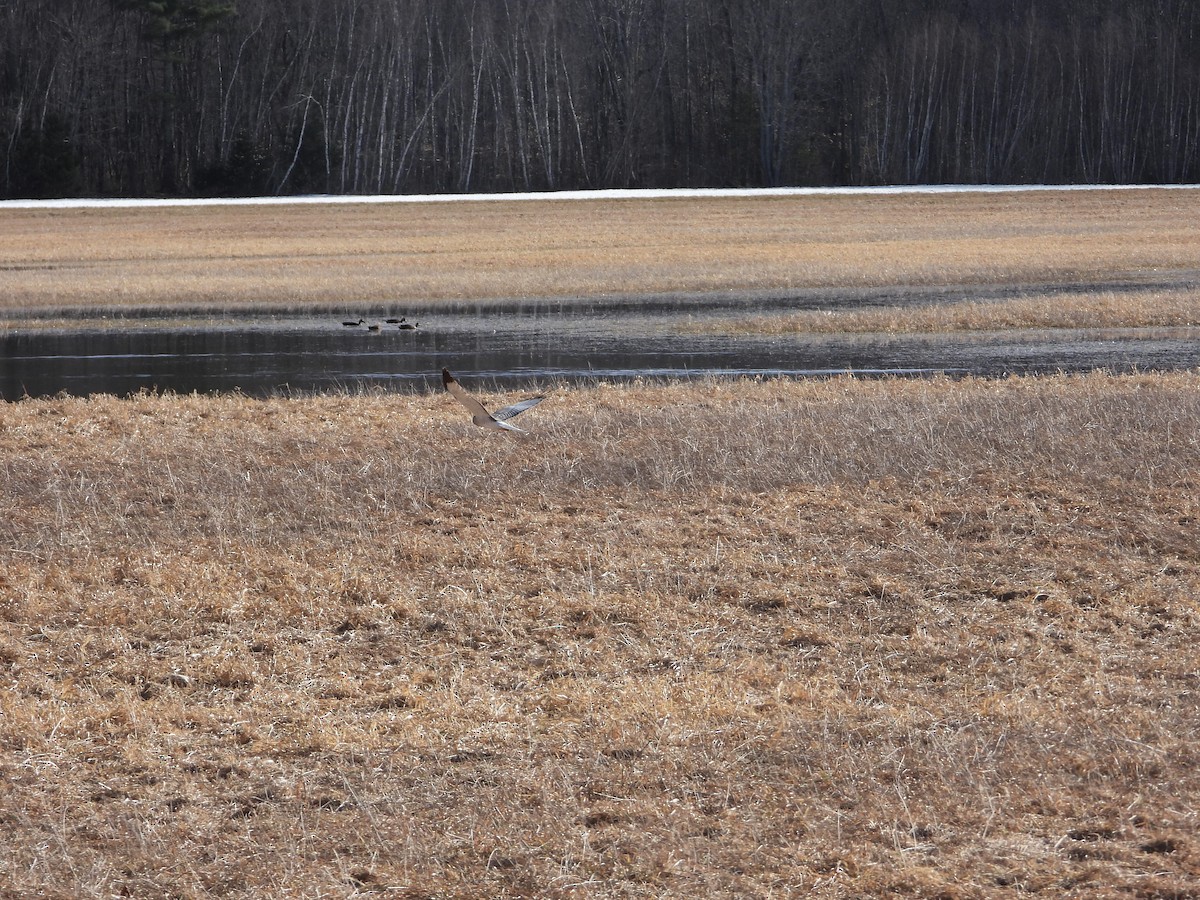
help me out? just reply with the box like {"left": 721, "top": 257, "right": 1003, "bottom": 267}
{"left": 2, "top": 190, "right": 1200, "bottom": 897}
{"left": 1, "top": 188, "right": 1199, "bottom": 316}
{"left": 2, "top": 374, "right": 1199, "bottom": 898}
{"left": 693, "top": 287, "right": 1200, "bottom": 336}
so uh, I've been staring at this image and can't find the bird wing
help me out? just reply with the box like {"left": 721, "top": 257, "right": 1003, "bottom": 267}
{"left": 442, "top": 368, "right": 493, "bottom": 421}
{"left": 492, "top": 396, "right": 545, "bottom": 422}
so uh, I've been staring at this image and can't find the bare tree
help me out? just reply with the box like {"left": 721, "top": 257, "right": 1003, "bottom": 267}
{"left": 2, "top": 0, "right": 1198, "bottom": 197}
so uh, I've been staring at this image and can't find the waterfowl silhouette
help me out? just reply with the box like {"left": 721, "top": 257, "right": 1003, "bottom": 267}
{"left": 385, "top": 317, "right": 405, "bottom": 324}
{"left": 342, "top": 318, "right": 365, "bottom": 327}
{"left": 442, "top": 368, "right": 544, "bottom": 434}
{"left": 367, "top": 323, "right": 381, "bottom": 332}
{"left": 398, "top": 321, "right": 419, "bottom": 330}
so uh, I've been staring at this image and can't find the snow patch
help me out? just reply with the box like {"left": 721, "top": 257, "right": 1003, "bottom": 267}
{"left": 2, "top": 184, "right": 1197, "bottom": 210}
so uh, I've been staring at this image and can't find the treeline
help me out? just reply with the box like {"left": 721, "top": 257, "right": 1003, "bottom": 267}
{"left": 3, "top": 0, "right": 1199, "bottom": 198}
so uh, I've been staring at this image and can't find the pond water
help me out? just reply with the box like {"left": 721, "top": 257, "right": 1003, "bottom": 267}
{"left": 3, "top": 293, "right": 1198, "bottom": 399}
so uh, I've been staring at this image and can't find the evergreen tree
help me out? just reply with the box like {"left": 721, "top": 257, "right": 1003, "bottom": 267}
{"left": 3, "top": 115, "right": 83, "bottom": 199}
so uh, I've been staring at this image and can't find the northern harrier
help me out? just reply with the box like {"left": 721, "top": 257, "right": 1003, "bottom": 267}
{"left": 442, "top": 368, "right": 544, "bottom": 434}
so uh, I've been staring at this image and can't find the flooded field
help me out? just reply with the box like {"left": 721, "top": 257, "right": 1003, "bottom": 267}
{"left": 3, "top": 289, "right": 1198, "bottom": 399}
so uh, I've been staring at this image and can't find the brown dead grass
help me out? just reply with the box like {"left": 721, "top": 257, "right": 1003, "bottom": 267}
{"left": 2, "top": 189, "right": 1199, "bottom": 314}
{"left": 2, "top": 373, "right": 1199, "bottom": 897}
{"left": 702, "top": 286, "right": 1200, "bottom": 336}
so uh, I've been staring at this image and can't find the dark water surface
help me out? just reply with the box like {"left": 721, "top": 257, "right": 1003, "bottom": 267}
{"left": 3, "top": 294, "right": 1198, "bottom": 399}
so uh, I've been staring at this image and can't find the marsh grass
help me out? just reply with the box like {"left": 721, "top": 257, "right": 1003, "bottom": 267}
{"left": 2, "top": 373, "right": 1199, "bottom": 896}
{"left": 701, "top": 286, "right": 1200, "bottom": 336}
{"left": 2, "top": 189, "right": 1199, "bottom": 316}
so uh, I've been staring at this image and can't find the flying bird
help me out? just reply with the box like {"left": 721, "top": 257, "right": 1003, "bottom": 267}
{"left": 442, "top": 368, "right": 544, "bottom": 434}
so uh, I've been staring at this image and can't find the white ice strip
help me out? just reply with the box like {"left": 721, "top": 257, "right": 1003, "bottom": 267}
{"left": 2, "top": 183, "right": 1198, "bottom": 210}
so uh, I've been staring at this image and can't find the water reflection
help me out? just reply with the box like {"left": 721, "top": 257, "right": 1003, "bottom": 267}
{"left": 2, "top": 298, "right": 1199, "bottom": 399}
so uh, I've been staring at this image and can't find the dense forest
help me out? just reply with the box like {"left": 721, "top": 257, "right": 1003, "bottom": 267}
{"left": 2, "top": 0, "right": 1198, "bottom": 198}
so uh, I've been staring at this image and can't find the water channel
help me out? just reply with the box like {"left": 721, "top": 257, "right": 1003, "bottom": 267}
{"left": 3, "top": 292, "right": 1198, "bottom": 400}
